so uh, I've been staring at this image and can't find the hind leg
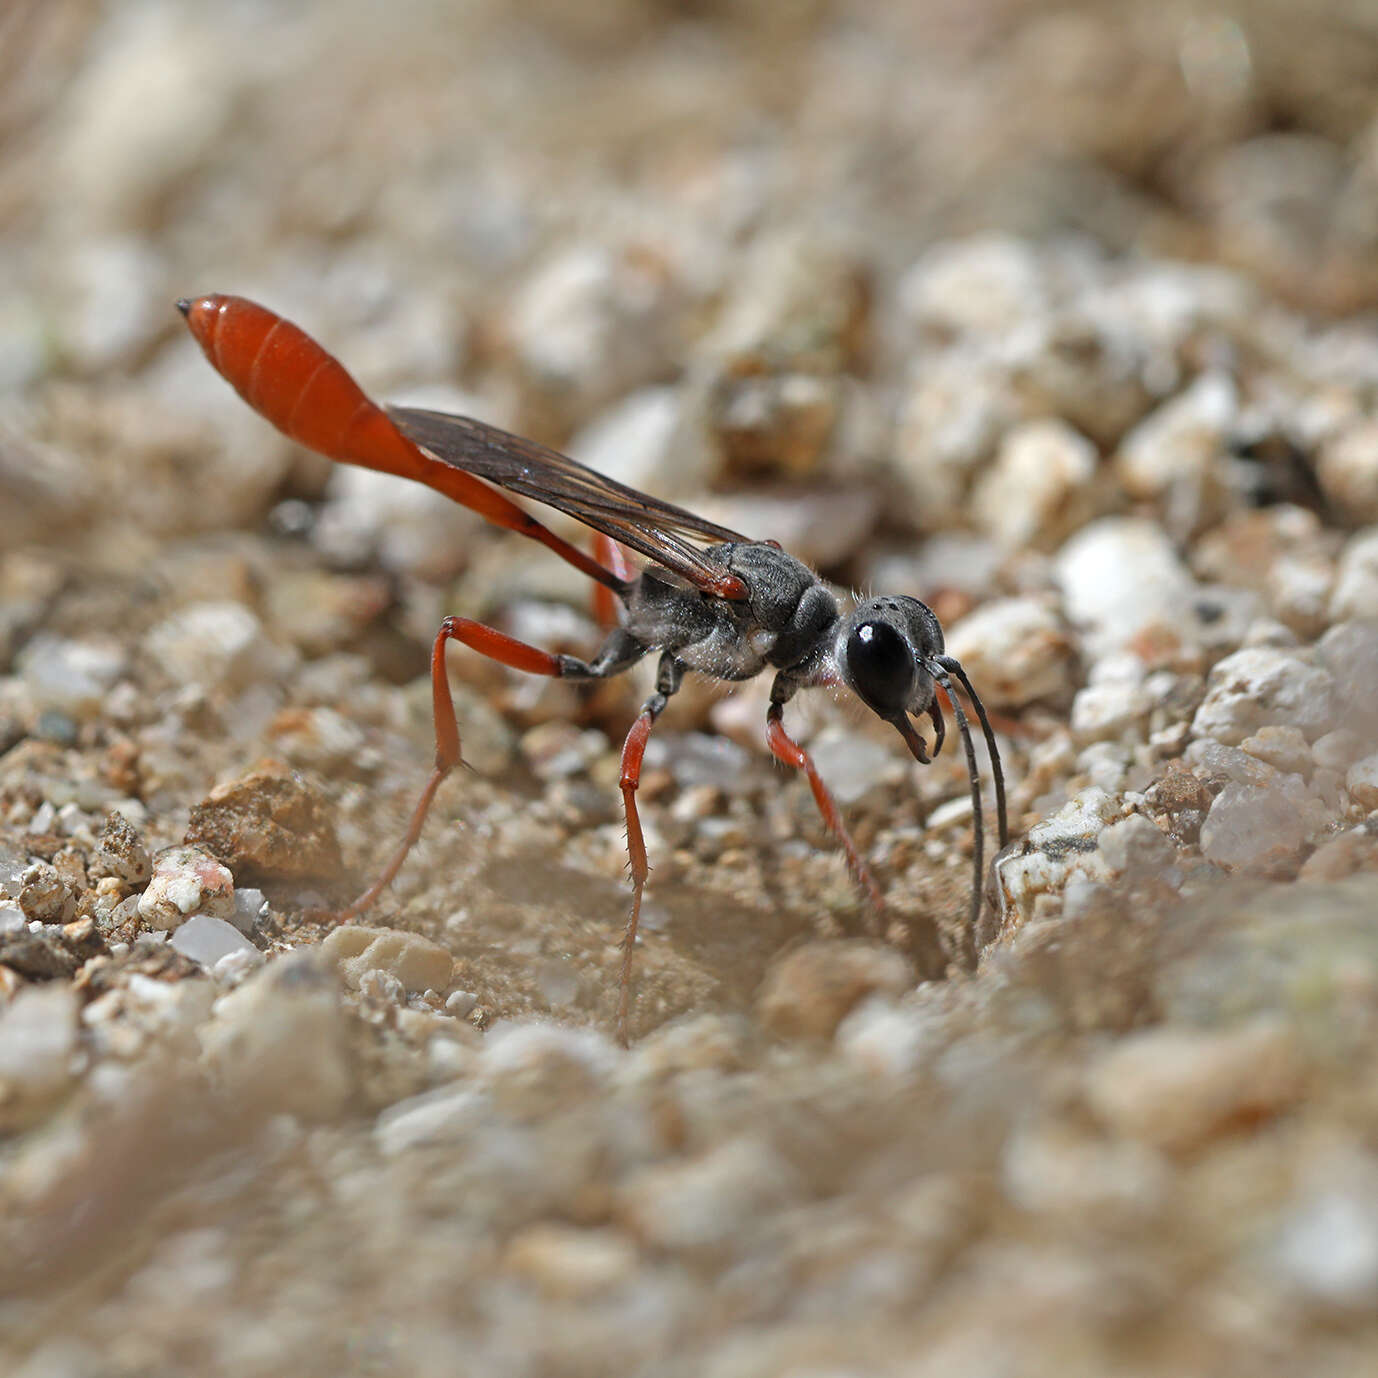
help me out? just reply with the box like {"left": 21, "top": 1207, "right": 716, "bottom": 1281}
{"left": 342, "top": 617, "right": 647, "bottom": 918}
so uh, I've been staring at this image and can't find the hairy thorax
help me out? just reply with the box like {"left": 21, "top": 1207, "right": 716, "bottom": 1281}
{"left": 625, "top": 543, "right": 838, "bottom": 683}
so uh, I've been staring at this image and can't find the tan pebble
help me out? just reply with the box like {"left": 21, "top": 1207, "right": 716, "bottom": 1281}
{"left": 0, "top": 966, "right": 23, "bottom": 1003}
{"left": 1318, "top": 420, "right": 1378, "bottom": 525}
{"left": 503, "top": 1224, "right": 639, "bottom": 1299}
{"left": 394, "top": 1007, "right": 453, "bottom": 1042}
{"left": 974, "top": 418, "right": 1099, "bottom": 553}
{"left": 321, "top": 924, "right": 454, "bottom": 995}
{"left": 943, "top": 597, "right": 1077, "bottom": 710}
{"left": 1003, "top": 1117, "right": 1171, "bottom": 1220}
{"left": 1346, "top": 753, "right": 1378, "bottom": 811}
{"left": 185, "top": 762, "right": 342, "bottom": 883}
{"left": 618, "top": 1136, "right": 801, "bottom": 1251}
{"left": 1083, "top": 1020, "right": 1304, "bottom": 1153}
{"left": 1240, "top": 724, "right": 1312, "bottom": 777}
{"left": 92, "top": 810, "right": 151, "bottom": 885}
{"left": 1300, "top": 829, "right": 1378, "bottom": 881}
{"left": 633, "top": 1014, "right": 749, "bottom": 1077}
{"left": 200, "top": 954, "right": 352, "bottom": 1121}
{"left": 0, "top": 983, "right": 78, "bottom": 1128}
{"left": 17, "top": 861, "right": 74, "bottom": 925}
{"left": 756, "top": 940, "right": 913, "bottom": 1040}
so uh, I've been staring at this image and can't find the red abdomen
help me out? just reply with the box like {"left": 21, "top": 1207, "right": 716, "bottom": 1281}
{"left": 178, "top": 294, "right": 417, "bottom": 475}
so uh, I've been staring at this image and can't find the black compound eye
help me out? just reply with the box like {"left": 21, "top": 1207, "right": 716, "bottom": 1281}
{"left": 846, "top": 620, "right": 915, "bottom": 713}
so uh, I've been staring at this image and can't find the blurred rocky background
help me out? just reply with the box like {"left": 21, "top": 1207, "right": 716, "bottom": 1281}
{"left": 4, "top": 1, "right": 1378, "bottom": 1375}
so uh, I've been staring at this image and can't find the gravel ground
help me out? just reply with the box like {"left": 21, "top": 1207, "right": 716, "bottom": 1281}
{"left": 5, "top": 2, "right": 1378, "bottom": 1375}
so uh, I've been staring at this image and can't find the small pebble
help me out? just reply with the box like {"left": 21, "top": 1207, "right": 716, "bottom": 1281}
{"left": 17, "top": 633, "right": 126, "bottom": 715}
{"left": 426, "top": 1033, "right": 477, "bottom": 1083}
{"left": 1201, "top": 781, "right": 1308, "bottom": 875}
{"left": 142, "top": 601, "right": 289, "bottom": 692}
{"left": 655, "top": 732, "right": 756, "bottom": 793}
{"left": 1328, "top": 528, "right": 1378, "bottom": 622}
{"left": 445, "top": 989, "right": 479, "bottom": 1019}
{"left": 569, "top": 385, "right": 691, "bottom": 499}
{"left": 533, "top": 956, "right": 581, "bottom": 1008}
{"left": 1317, "top": 419, "right": 1378, "bottom": 525}
{"left": 1268, "top": 548, "right": 1335, "bottom": 638}
{"left": 229, "top": 887, "right": 268, "bottom": 935}
{"left": 34, "top": 710, "right": 78, "bottom": 745}
{"left": 200, "top": 954, "right": 352, "bottom": 1120}
{"left": 315, "top": 461, "right": 485, "bottom": 577}
{"left": 212, "top": 946, "right": 265, "bottom": 984}
{"left": 92, "top": 810, "right": 152, "bottom": 885}
{"left": 995, "top": 788, "right": 1126, "bottom": 933}
{"left": 1002, "top": 1117, "right": 1170, "bottom": 1221}
{"left": 0, "top": 983, "right": 78, "bottom": 1119}
{"left": 618, "top": 1135, "right": 803, "bottom": 1253}
{"left": 321, "top": 924, "right": 454, "bottom": 995}
{"left": 1054, "top": 517, "right": 1199, "bottom": 662}
{"left": 1299, "top": 827, "right": 1378, "bottom": 881}
{"left": 1240, "top": 724, "right": 1312, "bottom": 776}
{"left": 836, "top": 998, "right": 933, "bottom": 1079}
{"left": 631, "top": 1014, "right": 749, "bottom": 1077}
{"left": 799, "top": 729, "right": 905, "bottom": 807}
{"left": 1191, "top": 646, "right": 1336, "bottom": 746}
{"left": 943, "top": 597, "right": 1076, "bottom": 710}
{"left": 1071, "top": 675, "right": 1152, "bottom": 744}
{"left": 898, "top": 235, "right": 1048, "bottom": 337}
{"left": 1273, "top": 1178, "right": 1378, "bottom": 1309}
{"left": 1184, "top": 738, "right": 1277, "bottom": 790}
{"left": 1345, "top": 754, "right": 1378, "bottom": 811}
{"left": 480, "top": 1023, "right": 618, "bottom": 1116}
{"left": 503, "top": 1224, "right": 640, "bottom": 1300}
{"left": 375, "top": 1083, "right": 484, "bottom": 1157}
{"left": 17, "top": 861, "right": 74, "bottom": 924}
{"left": 184, "top": 764, "right": 343, "bottom": 883}
{"left": 1306, "top": 727, "right": 1361, "bottom": 771}
{"left": 1083, "top": 1020, "right": 1303, "bottom": 1153}
{"left": 357, "top": 967, "right": 407, "bottom": 1005}
{"left": 519, "top": 722, "right": 607, "bottom": 781}
{"left": 1096, "top": 812, "right": 1177, "bottom": 876}
{"left": 1318, "top": 621, "right": 1378, "bottom": 726}
{"left": 892, "top": 357, "right": 1015, "bottom": 529}
{"left": 137, "top": 846, "right": 236, "bottom": 931}
{"left": 973, "top": 418, "right": 1099, "bottom": 552}
{"left": 169, "top": 914, "right": 263, "bottom": 969}
{"left": 756, "top": 941, "right": 914, "bottom": 1041}
{"left": 0, "top": 846, "right": 27, "bottom": 896}
{"left": 511, "top": 240, "right": 679, "bottom": 416}
{"left": 267, "top": 704, "right": 368, "bottom": 771}
{"left": 1115, "top": 370, "right": 1236, "bottom": 526}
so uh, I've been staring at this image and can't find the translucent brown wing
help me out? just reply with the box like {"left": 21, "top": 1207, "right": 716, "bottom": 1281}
{"left": 387, "top": 405, "right": 753, "bottom": 597}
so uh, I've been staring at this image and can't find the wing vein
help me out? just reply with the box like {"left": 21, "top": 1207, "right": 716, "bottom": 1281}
{"left": 387, "top": 404, "right": 753, "bottom": 595}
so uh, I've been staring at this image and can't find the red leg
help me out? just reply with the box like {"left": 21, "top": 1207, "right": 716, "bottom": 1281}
{"left": 765, "top": 701, "right": 884, "bottom": 912}
{"left": 612, "top": 654, "right": 682, "bottom": 1045}
{"left": 591, "top": 533, "right": 634, "bottom": 629}
{"left": 340, "top": 615, "right": 565, "bottom": 921}
{"left": 617, "top": 710, "right": 655, "bottom": 1045}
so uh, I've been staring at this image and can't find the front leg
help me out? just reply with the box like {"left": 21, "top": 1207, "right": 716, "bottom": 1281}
{"left": 764, "top": 678, "right": 883, "bottom": 912}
